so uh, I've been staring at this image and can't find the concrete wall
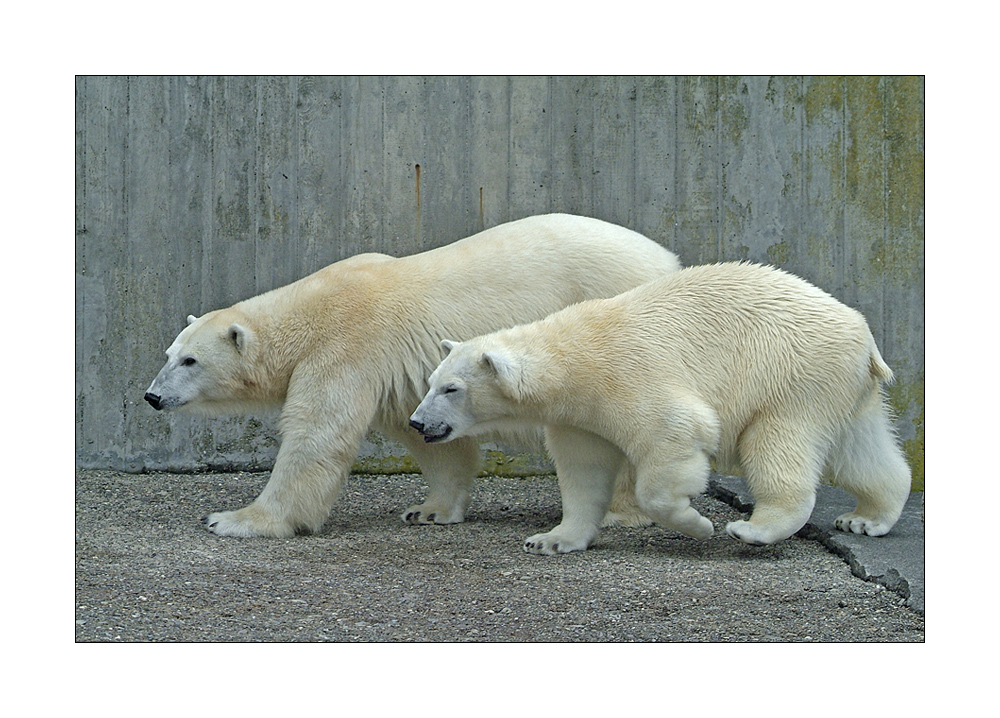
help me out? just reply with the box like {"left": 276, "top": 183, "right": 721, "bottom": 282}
{"left": 75, "top": 76, "right": 924, "bottom": 489}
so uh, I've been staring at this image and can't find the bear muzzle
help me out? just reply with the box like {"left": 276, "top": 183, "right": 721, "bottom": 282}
{"left": 409, "top": 418, "right": 452, "bottom": 443}
{"left": 144, "top": 392, "right": 164, "bottom": 411}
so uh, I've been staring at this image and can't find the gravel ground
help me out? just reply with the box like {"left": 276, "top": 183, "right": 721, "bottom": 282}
{"left": 75, "top": 469, "right": 924, "bottom": 643}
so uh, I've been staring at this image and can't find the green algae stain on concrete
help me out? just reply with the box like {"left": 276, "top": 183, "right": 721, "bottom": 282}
{"left": 351, "top": 453, "right": 421, "bottom": 475}
{"left": 844, "top": 77, "right": 884, "bottom": 222}
{"left": 481, "top": 449, "right": 553, "bottom": 477}
{"left": 766, "top": 240, "right": 792, "bottom": 266}
{"left": 719, "top": 76, "right": 750, "bottom": 145}
{"left": 886, "top": 376, "right": 925, "bottom": 491}
{"left": 350, "top": 451, "right": 551, "bottom": 477}
{"left": 883, "top": 76, "right": 926, "bottom": 287}
{"left": 351, "top": 431, "right": 421, "bottom": 474}
{"left": 349, "top": 434, "right": 551, "bottom": 477}
{"left": 804, "top": 76, "right": 844, "bottom": 122}
{"left": 837, "top": 77, "right": 925, "bottom": 289}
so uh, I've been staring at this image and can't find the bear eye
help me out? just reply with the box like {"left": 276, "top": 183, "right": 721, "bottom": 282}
{"left": 442, "top": 384, "right": 458, "bottom": 394}
{"left": 181, "top": 357, "right": 197, "bottom": 367}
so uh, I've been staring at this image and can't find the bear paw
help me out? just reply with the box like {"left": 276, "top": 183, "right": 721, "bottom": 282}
{"left": 674, "top": 514, "right": 715, "bottom": 540}
{"left": 834, "top": 512, "right": 892, "bottom": 537}
{"left": 725, "top": 520, "right": 775, "bottom": 546}
{"left": 203, "top": 508, "right": 298, "bottom": 538}
{"left": 401, "top": 502, "right": 466, "bottom": 525}
{"left": 523, "top": 529, "right": 593, "bottom": 556}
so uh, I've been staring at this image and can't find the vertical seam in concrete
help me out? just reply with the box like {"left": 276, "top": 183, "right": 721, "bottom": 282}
{"left": 253, "top": 77, "right": 261, "bottom": 293}
{"left": 631, "top": 75, "right": 637, "bottom": 229}
{"left": 800, "top": 76, "right": 806, "bottom": 267}
{"left": 591, "top": 79, "right": 597, "bottom": 218}
{"left": 78, "top": 74, "right": 87, "bottom": 334}
{"left": 673, "top": 77, "right": 679, "bottom": 252}
{"left": 416, "top": 77, "right": 424, "bottom": 249}
{"left": 715, "top": 76, "right": 723, "bottom": 261}
{"left": 546, "top": 75, "right": 553, "bottom": 214}
{"left": 506, "top": 76, "right": 512, "bottom": 219}
{"left": 840, "top": 76, "right": 847, "bottom": 295}
{"left": 465, "top": 76, "right": 473, "bottom": 229}
{"left": 382, "top": 79, "right": 389, "bottom": 252}
{"left": 77, "top": 76, "right": 87, "bottom": 459}
{"left": 122, "top": 75, "right": 133, "bottom": 459}
{"left": 292, "top": 75, "right": 300, "bottom": 273}
{"left": 342, "top": 78, "right": 350, "bottom": 257}
{"left": 203, "top": 76, "right": 215, "bottom": 313}
{"left": 880, "top": 76, "right": 889, "bottom": 349}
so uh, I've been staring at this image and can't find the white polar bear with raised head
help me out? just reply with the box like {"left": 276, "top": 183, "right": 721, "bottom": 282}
{"left": 144, "top": 214, "right": 681, "bottom": 537}
{"left": 410, "top": 261, "right": 912, "bottom": 553}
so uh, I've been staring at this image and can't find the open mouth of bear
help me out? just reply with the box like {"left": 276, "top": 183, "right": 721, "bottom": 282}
{"left": 422, "top": 426, "right": 453, "bottom": 443}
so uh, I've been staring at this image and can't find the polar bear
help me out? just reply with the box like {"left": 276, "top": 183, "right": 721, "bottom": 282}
{"left": 144, "top": 214, "right": 681, "bottom": 537}
{"left": 410, "top": 261, "right": 912, "bottom": 553}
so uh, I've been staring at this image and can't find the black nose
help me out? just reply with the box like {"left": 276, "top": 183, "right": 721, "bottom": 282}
{"left": 409, "top": 418, "right": 425, "bottom": 434}
{"left": 144, "top": 392, "right": 163, "bottom": 410}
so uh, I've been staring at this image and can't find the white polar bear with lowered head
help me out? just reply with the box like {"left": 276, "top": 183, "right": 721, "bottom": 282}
{"left": 410, "top": 261, "right": 912, "bottom": 553}
{"left": 144, "top": 214, "right": 681, "bottom": 537}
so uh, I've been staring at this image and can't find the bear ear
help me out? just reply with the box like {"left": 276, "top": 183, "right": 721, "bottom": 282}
{"left": 187, "top": 314, "right": 199, "bottom": 325}
{"left": 480, "top": 351, "right": 525, "bottom": 400}
{"left": 440, "top": 339, "right": 459, "bottom": 356}
{"left": 228, "top": 323, "right": 253, "bottom": 354}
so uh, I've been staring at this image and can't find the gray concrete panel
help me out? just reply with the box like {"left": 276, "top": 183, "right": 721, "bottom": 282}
{"left": 75, "top": 76, "right": 924, "bottom": 488}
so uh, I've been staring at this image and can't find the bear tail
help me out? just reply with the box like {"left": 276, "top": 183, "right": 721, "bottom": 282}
{"left": 868, "top": 344, "right": 894, "bottom": 384}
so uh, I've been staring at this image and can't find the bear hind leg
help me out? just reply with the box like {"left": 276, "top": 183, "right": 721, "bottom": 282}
{"left": 725, "top": 491, "right": 816, "bottom": 546}
{"left": 726, "top": 422, "right": 823, "bottom": 546}
{"left": 829, "top": 397, "right": 911, "bottom": 537}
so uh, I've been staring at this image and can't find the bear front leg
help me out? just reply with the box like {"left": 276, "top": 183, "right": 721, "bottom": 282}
{"left": 396, "top": 432, "right": 480, "bottom": 525}
{"left": 634, "top": 446, "right": 715, "bottom": 541}
{"left": 204, "top": 380, "right": 372, "bottom": 538}
{"left": 524, "top": 426, "right": 624, "bottom": 555}
{"left": 203, "top": 431, "right": 361, "bottom": 537}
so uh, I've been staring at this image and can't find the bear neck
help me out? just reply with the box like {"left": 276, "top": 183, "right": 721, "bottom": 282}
{"left": 489, "top": 331, "right": 571, "bottom": 420}
{"left": 501, "top": 317, "right": 598, "bottom": 427}
{"left": 233, "top": 296, "right": 320, "bottom": 398}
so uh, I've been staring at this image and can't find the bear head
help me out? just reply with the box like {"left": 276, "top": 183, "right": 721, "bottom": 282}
{"left": 144, "top": 309, "right": 261, "bottom": 415}
{"left": 409, "top": 338, "right": 536, "bottom": 443}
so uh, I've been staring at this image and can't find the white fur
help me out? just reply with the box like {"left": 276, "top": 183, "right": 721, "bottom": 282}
{"left": 410, "top": 262, "right": 912, "bottom": 553}
{"left": 144, "top": 214, "right": 681, "bottom": 537}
